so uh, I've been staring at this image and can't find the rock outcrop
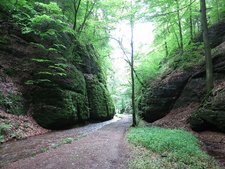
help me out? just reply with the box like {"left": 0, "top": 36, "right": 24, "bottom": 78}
{"left": 0, "top": 8, "right": 114, "bottom": 129}
{"left": 140, "top": 19, "right": 225, "bottom": 133}
{"left": 189, "top": 55, "right": 225, "bottom": 132}
{"left": 139, "top": 70, "right": 194, "bottom": 122}
{"left": 189, "top": 93, "right": 225, "bottom": 132}
{"left": 140, "top": 54, "right": 225, "bottom": 132}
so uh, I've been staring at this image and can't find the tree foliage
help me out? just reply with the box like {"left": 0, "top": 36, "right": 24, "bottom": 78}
{"left": 1, "top": 0, "right": 224, "bottom": 114}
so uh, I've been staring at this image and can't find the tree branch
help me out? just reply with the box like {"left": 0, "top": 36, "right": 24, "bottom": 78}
{"left": 77, "top": 0, "right": 96, "bottom": 34}
{"left": 146, "top": 0, "right": 197, "bottom": 20}
{"left": 110, "top": 37, "right": 144, "bottom": 86}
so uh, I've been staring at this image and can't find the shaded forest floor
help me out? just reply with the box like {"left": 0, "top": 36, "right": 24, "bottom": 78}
{"left": 0, "top": 110, "right": 49, "bottom": 143}
{"left": 0, "top": 115, "right": 131, "bottom": 169}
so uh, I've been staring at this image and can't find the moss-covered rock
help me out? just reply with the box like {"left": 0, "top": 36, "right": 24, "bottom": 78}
{"left": 31, "top": 61, "right": 90, "bottom": 129}
{"left": 32, "top": 87, "right": 89, "bottom": 129}
{"left": 0, "top": 6, "right": 115, "bottom": 130}
{"left": 32, "top": 89, "right": 77, "bottom": 129}
{"left": 190, "top": 89, "right": 225, "bottom": 132}
{"left": 86, "top": 75, "right": 115, "bottom": 121}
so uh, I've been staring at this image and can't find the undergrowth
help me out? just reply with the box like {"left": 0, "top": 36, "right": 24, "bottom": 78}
{"left": 128, "top": 127, "right": 220, "bottom": 169}
{"left": 168, "top": 42, "right": 205, "bottom": 70}
{"left": 0, "top": 123, "right": 11, "bottom": 143}
{"left": 0, "top": 91, "right": 25, "bottom": 115}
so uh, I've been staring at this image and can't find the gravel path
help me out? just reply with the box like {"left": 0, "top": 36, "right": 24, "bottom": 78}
{"left": 1, "top": 115, "right": 132, "bottom": 169}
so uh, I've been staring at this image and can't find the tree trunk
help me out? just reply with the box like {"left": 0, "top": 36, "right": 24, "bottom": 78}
{"left": 215, "top": 0, "right": 220, "bottom": 22}
{"left": 165, "top": 41, "right": 168, "bottom": 58}
{"left": 200, "top": 0, "right": 213, "bottom": 92}
{"left": 176, "top": 0, "right": 183, "bottom": 53}
{"left": 189, "top": 0, "right": 193, "bottom": 42}
{"left": 193, "top": 18, "right": 196, "bottom": 37}
{"left": 130, "top": 10, "right": 136, "bottom": 127}
{"left": 171, "top": 24, "right": 180, "bottom": 49}
{"left": 197, "top": 18, "right": 201, "bottom": 32}
{"left": 73, "top": 0, "right": 82, "bottom": 31}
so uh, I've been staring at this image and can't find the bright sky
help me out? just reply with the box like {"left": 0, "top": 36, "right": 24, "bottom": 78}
{"left": 109, "top": 21, "right": 154, "bottom": 85}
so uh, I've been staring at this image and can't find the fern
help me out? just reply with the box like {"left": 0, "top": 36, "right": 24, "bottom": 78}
{"left": 25, "top": 80, "right": 34, "bottom": 85}
{"left": 49, "top": 65, "right": 66, "bottom": 72}
{"left": 31, "top": 14, "right": 53, "bottom": 26}
{"left": 53, "top": 44, "right": 66, "bottom": 50}
{"left": 30, "top": 42, "right": 47, "bottom": 50}
{"left": 37, "top": 71, "right": 54, "bottom": 76}
{"left": 34, "top": 2, "right": 62, "bottom": 15}
{"left": 56, "top": 72, "right": 67, "bottom": 77}
{"left": 54, "top": 63, "right": 68, "bottom": 69}
{"left": 31, "top": 58, "right": 53, "bottom": 63}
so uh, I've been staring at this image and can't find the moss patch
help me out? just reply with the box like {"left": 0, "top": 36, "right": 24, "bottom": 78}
{"left": 86, "top": 76, "right": 115, "bottom": 121}
{"left": 190, "top": 89, "right": 225, "bottom": 132}
{"left": 32, "top": 89, "right": 77, "bottom": 129}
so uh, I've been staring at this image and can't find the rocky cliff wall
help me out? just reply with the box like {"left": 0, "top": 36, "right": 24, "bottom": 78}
{"left": 0, "top": 10, "right": 114, "bottom": 129}
{"left": 140, "top": 21, "right": 225, "bottom": 133}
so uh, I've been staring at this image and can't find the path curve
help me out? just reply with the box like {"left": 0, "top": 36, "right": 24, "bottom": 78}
{"left": 1, "top": 115, "right": 132, "bottom": 169}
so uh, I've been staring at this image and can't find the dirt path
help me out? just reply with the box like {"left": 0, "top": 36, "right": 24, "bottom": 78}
{"left": 1, "top": 115, "right": 131, "bottom": 169}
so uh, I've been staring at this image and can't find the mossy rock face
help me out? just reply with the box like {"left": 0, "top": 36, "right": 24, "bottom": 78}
{"left": 32, "top": 89, "right": 76, "bottom": 129}
{"left": 31, "top": 64, "right": 89, "bottom": 129}
{"left": 0, "top": 12, "right": 115, "bottom": 130}
{"left": 71, "top": 92, "right": 89, "bottom": 121}
{"left": 32, "top": 88, "right": 89, "bottom": 129}
{"left": 53, "top": 65, "right": 87, "bottom": 95}
{"left": 86, "top": 76, "right": 115, "bottom": 121}
{"left": 190, "top": 90, "right": 225, "bottom": 133}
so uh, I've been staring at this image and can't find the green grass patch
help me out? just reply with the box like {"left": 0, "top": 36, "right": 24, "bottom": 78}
{"left": 128, "top": 127, "right": 220, "bottom": 169}
{"left": 61, "top": 137, "right": 74, "bottom": 144}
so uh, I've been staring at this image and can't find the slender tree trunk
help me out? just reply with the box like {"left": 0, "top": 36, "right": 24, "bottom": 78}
{"left": 130, "top": 9, "right": 136, "bottom": 127}
{"left": 197, "top": 18, "right": 201, "bottom": 32}
{"left": 73, "top": 0, "right": 82, "bottom": 31}
{"left": 176, "top": 0, "right": 183, "bottom": 53}
{"left": 200, "top": 0, "right": 213, "bottom": 92}
{"left": 164, "top": 25, "right": 169, "bottom": 59}
{"left": 165, "top": 41, "right": 169, "bottom": 58}
{"left": 215, "top": 0, "right": 220, "bottom": 22}
{"left": 174, "top": 28, "right": 181, "bottom": 49}
{"left": 190, "top": 0, "right": 193, "bottom": 42}
{"left": 193, "top": 18, "right": 196, "bottom": 37}
{"left": 73, "top": 0, "right": 77, "bottom": 30}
